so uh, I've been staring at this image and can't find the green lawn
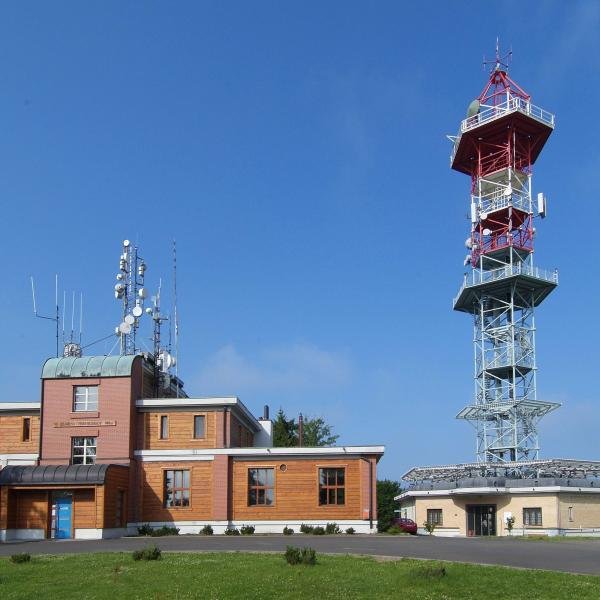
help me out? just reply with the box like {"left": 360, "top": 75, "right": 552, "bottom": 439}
{"left": 1, "top": 551, "right": 599, "bottom": 599}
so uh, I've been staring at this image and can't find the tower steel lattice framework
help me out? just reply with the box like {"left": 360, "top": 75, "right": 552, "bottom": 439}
{"left": 450, "top": 55, "right": 559, "bottom": 463}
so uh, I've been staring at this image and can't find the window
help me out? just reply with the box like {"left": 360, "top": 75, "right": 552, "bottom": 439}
{"left": 115, "top": 490, "right": 126, "bottom": 527}
{"left": 318, "top": 468, "right": 345, "bottom": 506}
{"left": 523, "top": 507, "right": 542, "bottom": 526}
{"left": 164, "top": 470, "right": 190, "bottom": 507}
{"left": 427, "top": 509, "right": 443, "bottom": 526}
{"left": 568, "top": 506, "right": 574, "bottom": 522}
{"left": 160, "top": 415, "right": 169, "bottom": 439}
{"left": 73, "top": 386, "right": 98, "bottom": 412}
{"left": 248, "top": 468, "right": 274, "bottom": 506}
{"left": 22, "top": 417, "right": 31, "bottom": 442}
{"left": 71, "top": 437, "right": 97, "bottom": 465}
{"left": 193, "top": 415, "right": 205, "bottom": 439}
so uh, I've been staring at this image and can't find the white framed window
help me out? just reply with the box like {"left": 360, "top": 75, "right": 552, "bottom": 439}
{"left": 72, "top": 437, "right": 97, "bottom": 465}
{"left": 73, "top": 386, "right": 98, "bottom": 412}
{"left": 427, "top": 509, "right": 443, "bottom": 525}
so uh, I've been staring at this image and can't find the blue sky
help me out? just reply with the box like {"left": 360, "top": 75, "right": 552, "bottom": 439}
{"left": 2, "top": 2, "right": 599, "bottom": 479}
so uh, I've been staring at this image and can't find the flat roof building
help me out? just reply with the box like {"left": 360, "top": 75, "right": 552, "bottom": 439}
{"left": 0, "top": 354, "right": 383, "bottom": 541}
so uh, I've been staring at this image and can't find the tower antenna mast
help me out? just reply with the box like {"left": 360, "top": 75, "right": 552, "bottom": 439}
{"left": 30, "top": 274, "right": 60, "bottom": 357}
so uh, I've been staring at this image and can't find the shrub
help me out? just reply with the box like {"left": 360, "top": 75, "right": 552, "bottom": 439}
{"left": 240, "top": 525, "right": 255, "bottom": 535}
{"left": 152, "top": 526, "right": 180, "bottom": 537}
{"left": 300, "top": 523, "right": 314, "bottom": 534}
{"left": 423, "top": 521, "right": 437, "bottom": 535}
{"left": 200, "top": 525, "right": 214, "bottom": 535}
{"left": 312, "top": 526, "right": 325, "bottom": 535}
{"left": 10, "top": 553, "right": 31, "bottom": 564}
{"left": 345, "top": 527, "right": 356, "bottom": 535}
{"left": 413, "top": 565, "right": 446, "bottom": 579}
{"left": 387, "top": 525, "right": 404, "bottom": 535}
{"left": 137, "top": 524, "right": 154, "bottom": 536}
{"left": 325, "top": 522, "right": 341, "bottom": 535}
{"left": 285, "top": 546, "right": 301, "bottom": 565}
{"left": 132, "top": 545, "right": 162, "bottom": 561}
{"left": 283, "top": 526, "right": 294, "bottom": 535}
{"left": 284, "top": 546, "right": 317, "bottom": 566}
{"left": 300, "top": 547, "right": 317, "bottom": 565}
{"left": 225, "top": 527, "right": 240, "bottom": 536}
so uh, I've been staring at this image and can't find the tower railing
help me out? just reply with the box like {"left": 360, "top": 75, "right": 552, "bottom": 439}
{"left": 453, "top": 263, "right": 558, "bottom": 306}
{"left": 451, "top": 98, "right": 555, "bottom": 164}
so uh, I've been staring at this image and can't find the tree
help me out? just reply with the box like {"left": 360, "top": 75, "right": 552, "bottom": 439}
{"left": 272, "top": 409, "right": 339, "bottom": 447}
{"left": 272, "top": 409, "right": 298, "bottom": 447}
{"left": 377, "top": 479, "right": 403, "bottom": 533}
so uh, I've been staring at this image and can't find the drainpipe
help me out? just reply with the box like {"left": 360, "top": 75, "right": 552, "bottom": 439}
{"left": 38, "top": 379, "right": 45, "bottom": 465}
{"left": 369, "top": 458, "right": 374, "bottom": 531}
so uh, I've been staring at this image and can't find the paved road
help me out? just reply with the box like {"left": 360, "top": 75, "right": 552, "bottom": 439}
{"left": 1, "top": 535, "right": 599, "bottom": 575}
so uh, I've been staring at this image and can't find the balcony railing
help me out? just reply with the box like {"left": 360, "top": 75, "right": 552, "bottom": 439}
{"left": 451, "top": 97, "right": 555, "bottom": 164}
{"left": 453, "top": 263, "right": 559, "bottom": 306}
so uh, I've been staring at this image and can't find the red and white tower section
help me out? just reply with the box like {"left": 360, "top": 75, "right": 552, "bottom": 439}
{"left": 451, "top": 56, "right": 559, "bottom": 464}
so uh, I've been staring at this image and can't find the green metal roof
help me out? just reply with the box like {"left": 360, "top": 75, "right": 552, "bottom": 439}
{"left": 41, "top": 355, "right": 141, "bottom": 379}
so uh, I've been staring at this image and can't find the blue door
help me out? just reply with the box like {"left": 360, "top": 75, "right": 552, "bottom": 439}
{"left": 55, "top": 495, "right": 72, "bottom": 539}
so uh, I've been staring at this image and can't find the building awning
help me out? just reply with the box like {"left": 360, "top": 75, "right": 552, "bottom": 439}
{"left": 0, "top": 464, "right": 118, "bottom": 486}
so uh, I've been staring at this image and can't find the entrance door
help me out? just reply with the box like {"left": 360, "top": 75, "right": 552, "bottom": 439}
{"left": 54, "top": 494, "right": 73, "bottom": 539}
{"left": 466, "top": 504, "right": 496, "bottom": 536}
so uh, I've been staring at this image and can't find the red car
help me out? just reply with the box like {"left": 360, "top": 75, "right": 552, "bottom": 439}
{"left": 391, "top": 517, "right": 418, "bottom": 535}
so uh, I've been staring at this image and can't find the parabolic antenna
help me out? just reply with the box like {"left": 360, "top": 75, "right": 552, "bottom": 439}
{"left": 466, "top": 99, "right": 480, "bottom": 118}
{"left": 123, "top": 239, "right": 130, "bottom": 247}
{"left": 124, "top": 314, "right": 135, "bottom": 325}
{"left": 480, "top": 212, "right": 488, "bottom": 221}
{"left": 132, "top": 305, "right": 143, "bottom": 317}
{"left": 118, "top": 322, "right": 132, "bottom": 334}
{"left": 482, "top": 228, "right": 491, "bottom": 236}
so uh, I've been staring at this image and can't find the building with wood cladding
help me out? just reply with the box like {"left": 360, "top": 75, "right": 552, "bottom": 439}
{"left": 0, "top": 354, "right": 383, "bottom": 541}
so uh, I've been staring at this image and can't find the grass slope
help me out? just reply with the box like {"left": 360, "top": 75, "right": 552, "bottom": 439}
{"left": 0, "top": 552, "right": 599, "bottom": 599}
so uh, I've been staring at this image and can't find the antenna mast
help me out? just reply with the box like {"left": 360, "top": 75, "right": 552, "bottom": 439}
{"left": 30, "top": 274, "right": 60, "bottom": 357}
{"left": 114, "top": 239, "right": 147, "bottom": 355}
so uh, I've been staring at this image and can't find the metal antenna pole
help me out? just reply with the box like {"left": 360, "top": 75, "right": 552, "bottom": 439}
{"left": 173, "top": 239, "right": 179, "bottom": 398}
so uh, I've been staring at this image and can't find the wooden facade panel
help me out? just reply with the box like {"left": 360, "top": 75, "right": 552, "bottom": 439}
{"left": 231, "top": 458, "right": 367, "bottom": 521}
{"left": 143, "top": 412, "right": 218, "bottom": 449}
{"left": 0, "top": 415, "right": 40, "bottom": 453}
{"left": 141, "top": 462, "right": 213, "bottom": 522}
{"left": 15, "top": 490, "right": 48, "bottom": 529}
{"left": 229, "top": 415, "right": 254, "bottom": 448}
{"left": 103, "top": 466, "right": 130, "bottom": 528}
{"left": 73, "top": 489, "right": 97, "bottom": 529}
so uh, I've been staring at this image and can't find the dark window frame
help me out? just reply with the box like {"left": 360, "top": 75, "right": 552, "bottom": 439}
{"left": 318, "top": 467, "right": 345, "bottom": 506}
{"left": 159, "top": 415, "right": 169, "bottom": 440}
{"left": 523, "top": 507, "right": 543, "bottom": 526}
{"left": 22, "top": 417, "right": 31, "bottom": 442}
{"left": 193, "top": 415, "right": 206, "bottom": 439}
{"left": 247, "top": 468, "right": 275, "bottom": 506}
{"left": 427, "top": 508, "right": 443, "bottom": 526}
{"left": 164, "top": 469, "right": 191, "bottom": 508}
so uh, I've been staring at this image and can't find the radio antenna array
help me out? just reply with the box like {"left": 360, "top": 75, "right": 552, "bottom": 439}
{"left": 30, "top": 274, "right": 60, "bottom": 357}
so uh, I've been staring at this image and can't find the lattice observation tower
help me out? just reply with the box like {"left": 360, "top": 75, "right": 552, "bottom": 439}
{"left": 450, "top": 55, "right": 559, "bottom": 464}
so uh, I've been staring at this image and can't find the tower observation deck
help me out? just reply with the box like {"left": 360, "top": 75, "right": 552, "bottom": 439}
{"left": 451, "top": 57, "right": 558, "bottom": 464}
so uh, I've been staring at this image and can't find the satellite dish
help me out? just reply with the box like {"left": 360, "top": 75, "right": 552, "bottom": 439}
{"left": 118, "top": 322, "right": 132, "bottom": 334}
{"left": 132, "top": 305, "right": 143, "bottom": 317}
{"left": 123, "top": 239, "right": 130, "bottom": 247}
{"left": 145, "top": 307, "right": 153, "bottom": 315}
{"left": 466, "top": 99, "right": 480, "bottom": 118}
{"left": 480, "top": 212, "right": 488, "bottom": 221}
{"left": 125, "top": 314, "right": 135, "bottom": 325}
{"left": 465, "top": 238, "right": 473, "bottom": 249}
{"left": 482, "top": 228, "right": 491, "bottom": 236}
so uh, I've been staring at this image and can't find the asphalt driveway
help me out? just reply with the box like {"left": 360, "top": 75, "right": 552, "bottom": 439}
{"left": 1, "top": 534, "right": 599, "bottom": 575}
